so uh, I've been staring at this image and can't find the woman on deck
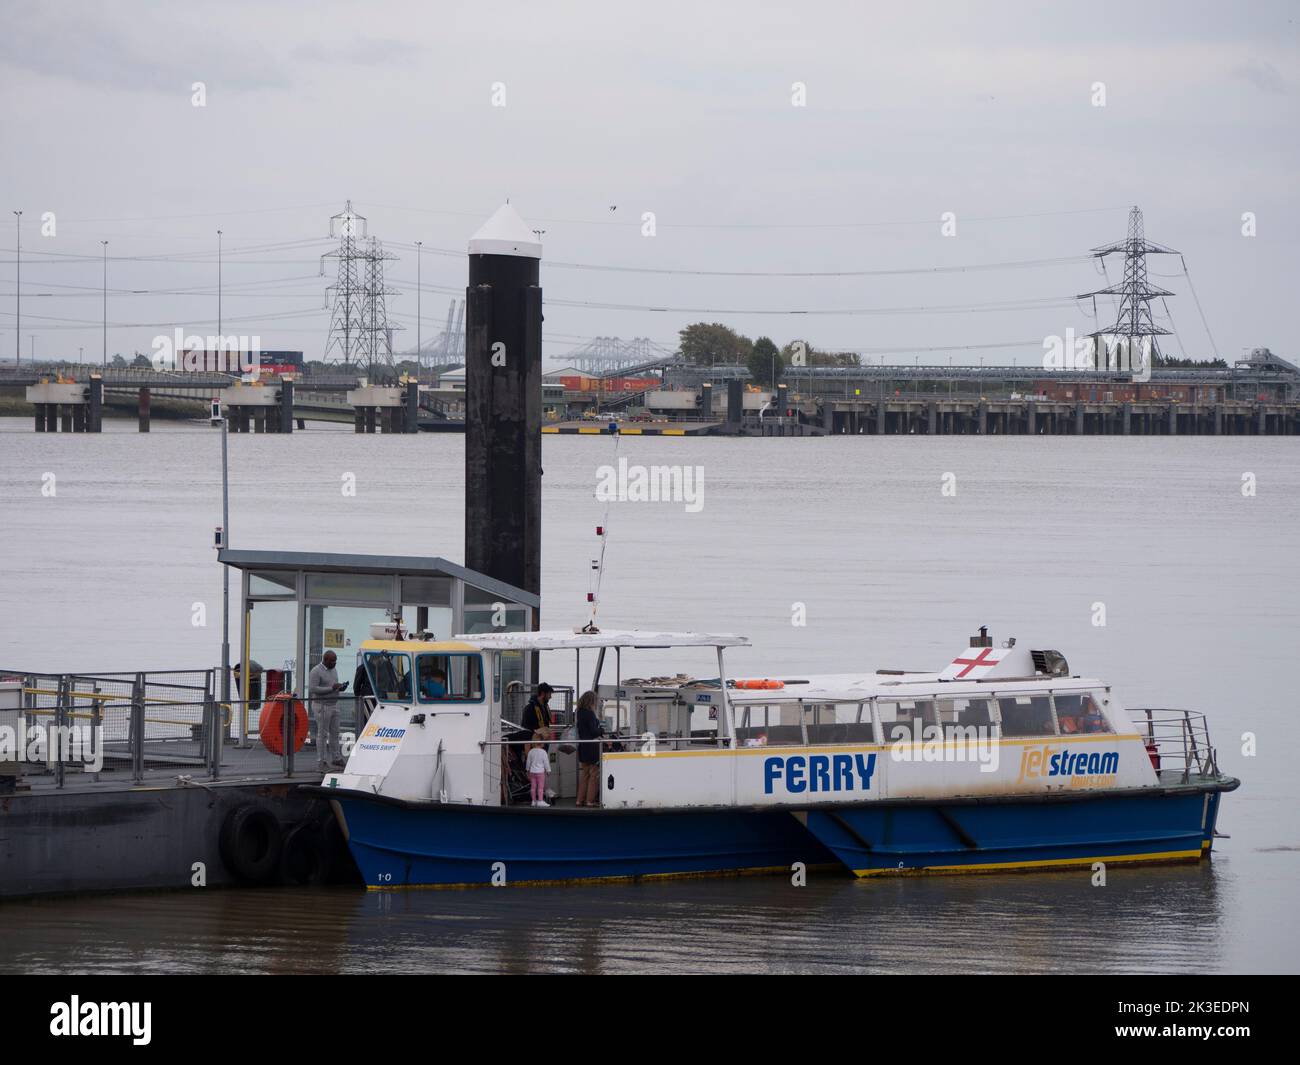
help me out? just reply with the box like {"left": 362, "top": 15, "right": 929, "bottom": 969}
{"left": 575, "top": 690, "right": 604, "bottom": 808}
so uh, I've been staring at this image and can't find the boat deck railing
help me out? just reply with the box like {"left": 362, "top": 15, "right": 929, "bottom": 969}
{"left": 1130, "top": 708, "right": 1222, "bottom": 785}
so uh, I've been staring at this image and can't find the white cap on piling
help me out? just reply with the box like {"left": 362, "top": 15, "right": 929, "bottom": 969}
{"left": 468, "top": 203, "right": 542, "bottom": 259}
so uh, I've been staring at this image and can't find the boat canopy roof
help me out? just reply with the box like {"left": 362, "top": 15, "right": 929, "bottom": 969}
{"left": 727, "top": 672, "right": 1104, "bottom": 705}
{"left": 452, "top": 629, "right": 750, "bottom": 651}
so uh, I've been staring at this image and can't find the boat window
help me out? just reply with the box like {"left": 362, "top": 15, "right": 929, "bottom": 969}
{"left": 939, "top": 697, "right": 996, "bottom": 737}
{"left": 803, "top": 702, "right": 877, "bottom": 744}
{"left": 735, "top": 703, "right": 803, "bottom": 746}
{"left": 997, "top": 694, "right": 1056, "bottom": 737}
{"left": 364, "top": 650, "right": 413, "bottom": 703}
{"left": 876, "top": 699, "right": 938, "bottom": 743}
{"left": 416, "top": 653, "right": 485, "bottom": 703}
{"left": 1053, "top": 692, "right": 1111, "bottom": 734}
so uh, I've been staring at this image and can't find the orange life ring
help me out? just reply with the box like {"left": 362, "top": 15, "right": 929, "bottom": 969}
{"left": 259, "top": 693, "right": 308, "bottom": 754}
{"left": 735, "top": 679, "right": 785, "bottom": 690}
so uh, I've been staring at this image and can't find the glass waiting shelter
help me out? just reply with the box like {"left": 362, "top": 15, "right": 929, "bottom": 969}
{"left": 218, "top": 548, "right": 538, "bottom": 743}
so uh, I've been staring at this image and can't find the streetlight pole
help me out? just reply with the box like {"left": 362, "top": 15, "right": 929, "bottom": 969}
{"left": 219, "top": 412, "right": 231, "bottom": 708}
{"left": 101, "top": 241, "right": 108, "bottom": 367}
{"left": 415, "top": 240, "right": 422, "bottom": 381}
{"left": 13, "top": 210, "right": 21, "bottom": 368}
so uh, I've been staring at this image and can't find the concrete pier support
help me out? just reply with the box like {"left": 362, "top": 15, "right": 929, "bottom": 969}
{"left": 1122, "top": 403, "right": 1131, "bottom": 435}
{"left": 278, "top": 379, "right": 295, "bottom": 434}
{"left": 927, "top": 402, "right": 937, "bottom": 435}
{"left": 1258, "top": 406, "right": 1267, "bottom": 435}
{"left": 72, "top": 405, "right": 86, "bottom": 432}
{"left": 60, "top": 405, "right": 72, "bottom": 433}
{"left": 34, "top": 404, "right": 46, "bottom": 432}
{"left": 138, "top": 388, "right": 151, "bottom": 432}
{"left": 404, "top": 380, "right": 420, "bottom": 433}
{"left": 726, "top": 380, "right": 742, "bottom": 428}
{"left": 88, "top": 376, "right": 103, "bottom": 432}
{"left": 1026, "top": 402, "right": 1037, "bottom": 435}
{"left": 700, "top": 382, "right": 713, "bottom": 420}
{"left": 877, "top": 402, "right": 887, "bottom": 435}
{"left": 1074, "top": 403, "right": 1085, "bottom": 435}
{"left": 354, "top": 407, "right": 365, "bottom": 433}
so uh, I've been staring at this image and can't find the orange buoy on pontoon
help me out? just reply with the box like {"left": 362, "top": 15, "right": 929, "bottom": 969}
{"left": 734, "top": 679, "right": 785, "bottom": 690}
{"left": 259, "top": 693, "right": 309, "bottom": 754}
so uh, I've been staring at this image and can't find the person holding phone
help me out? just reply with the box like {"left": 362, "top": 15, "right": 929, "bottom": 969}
{"left": 309, "top": 650, "right": 348, "bottom": 770}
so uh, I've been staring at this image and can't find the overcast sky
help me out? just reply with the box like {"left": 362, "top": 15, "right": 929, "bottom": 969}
{"left": 1, "top": 0, "right": 1296, "bottom": 366}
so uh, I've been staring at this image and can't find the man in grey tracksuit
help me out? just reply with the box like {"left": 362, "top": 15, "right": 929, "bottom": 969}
{"left": 308, "top": 650, "right": 345, "bottom": 770}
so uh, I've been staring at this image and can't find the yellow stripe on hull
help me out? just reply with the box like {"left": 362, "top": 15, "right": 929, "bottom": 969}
{"left": 851, "top": 846, "right": 1208, "bottom": 878}
{"left": 364, "top": 861, "right": 842, "bottom": 892}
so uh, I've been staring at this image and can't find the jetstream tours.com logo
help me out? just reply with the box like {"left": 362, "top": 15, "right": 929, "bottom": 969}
{"left": 1018, "top": 743, "right": 1119, "bottom": 787}
{"left": 50, "top": 997, "right": 150, "bottom": 1045}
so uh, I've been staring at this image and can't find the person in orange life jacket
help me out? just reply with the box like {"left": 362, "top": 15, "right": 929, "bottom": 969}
{"left": 520, "top": 683, "right": 554, "bottom": 734}
{"left": 1080, "top": 695, "right": 1106, "bottom": 733}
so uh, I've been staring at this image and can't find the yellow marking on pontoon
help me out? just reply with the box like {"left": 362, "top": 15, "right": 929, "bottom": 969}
{"left": 852, "top": 848, "right": 1205, "bottom": 877}
{"left": 662, "top": 428, "right": 686, "bottom": 435}
{"left": 578, "top": 427, "right": 602, "bottom": 434}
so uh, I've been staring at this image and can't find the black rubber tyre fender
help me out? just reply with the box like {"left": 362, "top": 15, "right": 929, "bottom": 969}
{"left": 218, "top": 804, "right": 283, "bottom": 884}
{"left": 315, "top": 809, "right": 362, "bottom": 885}
{"left": 279, "top": 820, "right": 326, "bottom": 886}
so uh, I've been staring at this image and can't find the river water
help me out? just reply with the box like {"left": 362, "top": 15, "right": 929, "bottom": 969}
{"left": 0, "top": 417, "right": 1296, "bottom": 973}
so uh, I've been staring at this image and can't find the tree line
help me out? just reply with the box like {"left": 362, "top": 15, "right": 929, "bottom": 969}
{"left": 676, "top": 322, "right": 860, "bottom": 386}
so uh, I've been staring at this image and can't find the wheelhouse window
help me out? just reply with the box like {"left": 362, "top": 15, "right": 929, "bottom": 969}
{"left": 997, "top": 694, "right": 1056, "bottom": 737}
{"left": 1053, "top": 692, "right": 1111, "bottom": 734}
{"left": 416, "top": 653, "right": 484, "bottom": 703}
{"left": 364, "top": 650, "right": 412, "bottom": 703}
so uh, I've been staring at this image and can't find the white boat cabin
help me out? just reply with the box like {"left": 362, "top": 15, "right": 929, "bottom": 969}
{"left": 325, "top": 629, "right": 1214, "bottom": 811}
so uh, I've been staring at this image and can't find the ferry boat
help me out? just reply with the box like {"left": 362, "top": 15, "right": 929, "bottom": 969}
{"left": 306, "top": 627, "right": 1238, "bottom": 888}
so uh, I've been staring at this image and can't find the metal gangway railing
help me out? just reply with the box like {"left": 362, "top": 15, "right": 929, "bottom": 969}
{"left": 1130, "top": 708, "right": 1221, "bottom": 785}
{"left": 0, "top": 668, "right": 374, "bottom": 788}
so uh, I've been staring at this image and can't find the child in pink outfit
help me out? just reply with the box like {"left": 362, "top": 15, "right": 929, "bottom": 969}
{"left": 526, "top": 732, "right": 551, "bottom": 807}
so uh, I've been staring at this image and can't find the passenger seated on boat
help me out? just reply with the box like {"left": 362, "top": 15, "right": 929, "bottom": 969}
{"left": 420, "top": 669, "right": 447, "bottom": 700}
{"left": 1080, "top": 695, "right": 1107, "bottom": 733}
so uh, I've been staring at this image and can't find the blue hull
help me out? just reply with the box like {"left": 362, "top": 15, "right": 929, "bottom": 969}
{"left": 336, "top": 798, "right": 836, "bottom": 888}
{"left": 324, "top": 783, "right": 1234, "bottom": 888}
{"left": 804, "top": 788, "right": 1227, "bottom": 876}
